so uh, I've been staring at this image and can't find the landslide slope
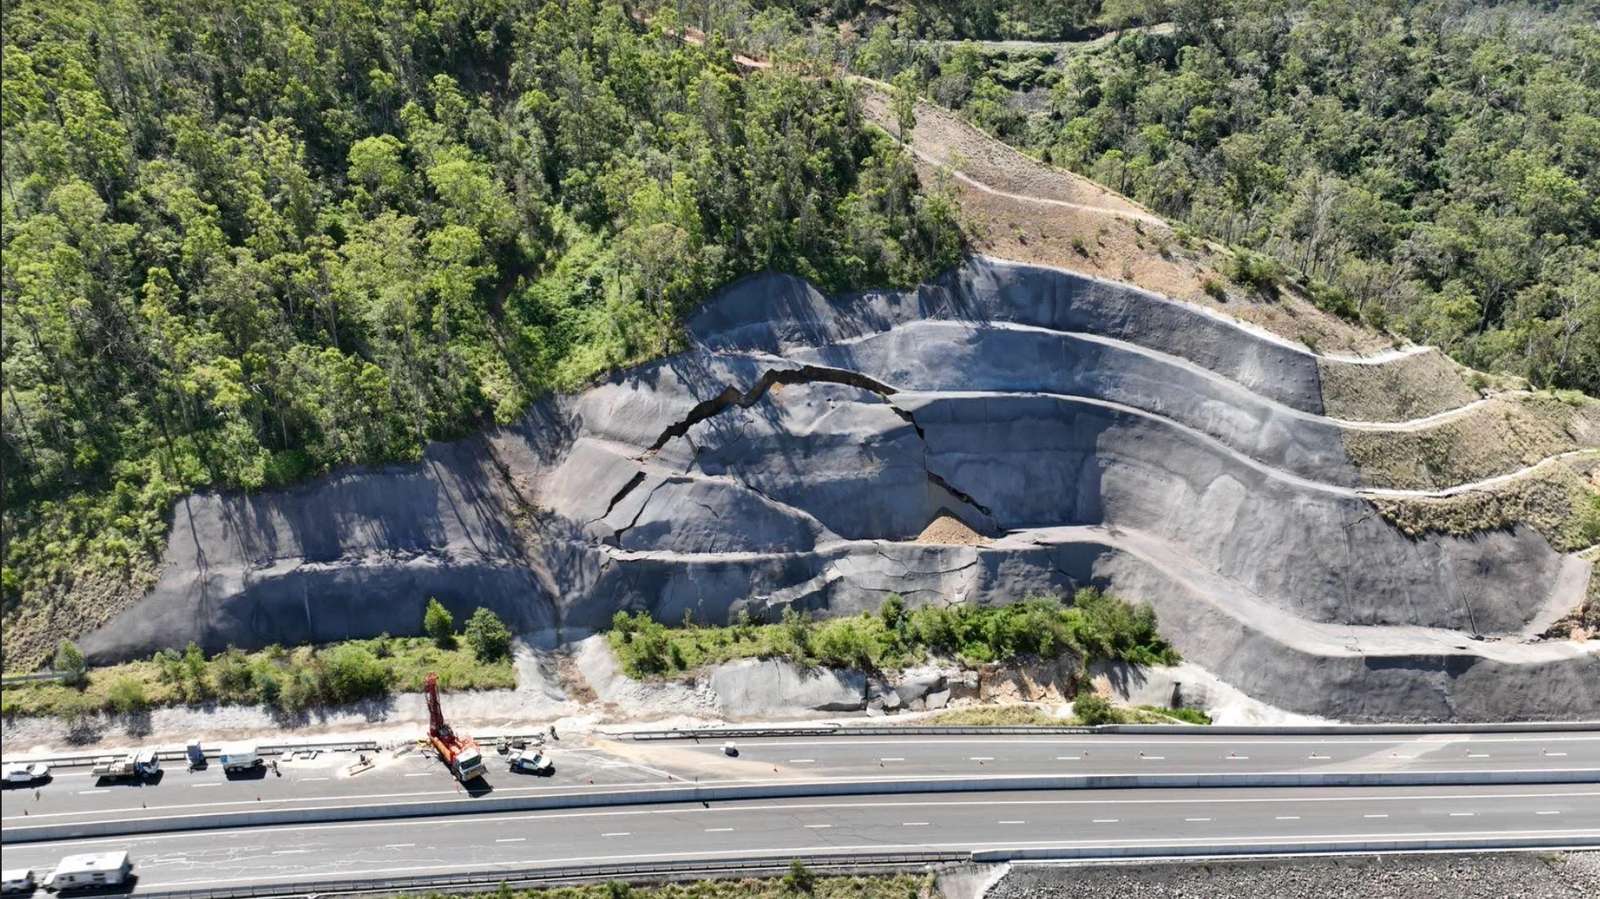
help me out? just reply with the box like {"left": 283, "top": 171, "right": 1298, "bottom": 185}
{"left": 78, "top": 258, "right": 1599, "bottom": 722}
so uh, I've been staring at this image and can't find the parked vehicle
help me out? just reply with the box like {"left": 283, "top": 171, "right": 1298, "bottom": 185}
{"left": 508, "top": 749, "right": 553, "bottom": 774}
{"left": 722, "top": 741, "right": 738, "bottom": 757}
{"left": 218, "top": 743, "right": 262, "bottom": 773}
{"left": 89, "top": 751, "right": 158, "bottom": 782}
{"left": 185, "top": 741, "right": 205, "bottom": 769}
{"left": 3, "top": 763, "right": 50, "bottom": 785}
{"left": 41, "top": 852, "right": 131, "bottom": 892}
{"left": 424, "top": 673, "right": 486, "bottom": 782}
{"left": 0, "top": 869, "right": 35, "bottom": 894}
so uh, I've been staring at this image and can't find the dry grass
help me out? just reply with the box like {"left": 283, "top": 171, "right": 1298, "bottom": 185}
{"left": 1369, "top": 453, "right": 1600, "bottom": 553}
{"left": 1345, "top": 393, "right": 1600, "bottom": 489}
{"left": 1317, "top": 350, "right": 1484, "bottom": 423}
{"left": 453, "top": 874, "right": 927, "bottom": 899}
{"left": 920, "top": 704, "right": 1065, "bottom": 726}
{"left": 1, "top": 560, "right": 159, "bottom": 673}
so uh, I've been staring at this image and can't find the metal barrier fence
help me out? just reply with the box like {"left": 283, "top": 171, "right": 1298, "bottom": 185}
{"left": 131, "top": 852, "right": 966, "bottom": 899}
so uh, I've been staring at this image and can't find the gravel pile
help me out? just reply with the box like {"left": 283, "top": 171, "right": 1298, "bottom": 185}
{"left": 985, "top": 853, "right": 1600, "bottom": 898}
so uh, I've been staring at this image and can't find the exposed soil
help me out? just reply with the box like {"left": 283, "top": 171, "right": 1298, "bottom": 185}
{"left": 2, "top": 560, "right": 159, "bottom": 672}
{"left": 915, "top": 513, "right": 991, "bottom": 545}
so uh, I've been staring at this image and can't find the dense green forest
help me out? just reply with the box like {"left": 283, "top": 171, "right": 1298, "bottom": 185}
{"left": 0, "top": 0, "right": 963, "bottom": 661}
{"left": 844, "top": 0, "right": 1600, "bottom": 393}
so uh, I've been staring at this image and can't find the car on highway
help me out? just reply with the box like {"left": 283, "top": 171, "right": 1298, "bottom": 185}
{"left": 0, "top": 869, "right": 36, "bottom": 895}
{"left": 508, "top": 749, "right": 553, "bottom": 775}
{"left": 2, "top": 763, "right": 50, "bottom": 785}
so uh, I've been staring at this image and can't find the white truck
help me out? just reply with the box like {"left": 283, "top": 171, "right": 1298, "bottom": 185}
{"left": 218, "top": 743, "right": 263, "bottom": 773}
{"left": 41, "top": 852, "right": 131, "bottom": 892}
{"left": 90, "top": 750, "right": 159, "bottom": 782}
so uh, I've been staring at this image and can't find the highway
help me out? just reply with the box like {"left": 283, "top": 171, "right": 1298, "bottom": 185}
{"left": 7, "top": 730, "right": 1598, "bottom": 831}
{"left": 4, "top": 784, "right": 1597, "bottom": 892}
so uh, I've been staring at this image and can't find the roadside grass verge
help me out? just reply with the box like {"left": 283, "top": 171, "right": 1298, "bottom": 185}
{"left": 607, "top": 589, "right": 1178, "bottom": 679}
{"left": 453, "top": 872, "right": 927, "bottom": 898}
{"left": 0, "top": 635, "right": 513, "bottom": 720}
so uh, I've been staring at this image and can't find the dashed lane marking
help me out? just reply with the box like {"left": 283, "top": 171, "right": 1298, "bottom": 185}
{"left": 704, "top": 828, "right": 734, "bottom": 833}
{"left": 1092, "top": 818, "right": 1119, "bottom": 823}
{"left": 1275, "top": 816, "right": 1301, "bottom": 820}
{"left": 998, "top": 820, "right": 1026, "bottom": 825}
{"left": 601, "top": 832, "right": 631, "bottom": 837}
{"left": 804, "top": 824, "right": 832, "bottom": 829}
{"left": 1185, "top": 817, "right": 1212, "bottom": 822}
{"left": 902, "top": 822, "right": 929, "bottom": 827}
{"left": 496, "top": 838, "right": 525, "bottom": 843}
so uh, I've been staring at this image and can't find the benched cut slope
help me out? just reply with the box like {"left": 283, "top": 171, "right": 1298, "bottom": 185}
{"left": 80, "top": 259, "right": 1598, "bottom": 722}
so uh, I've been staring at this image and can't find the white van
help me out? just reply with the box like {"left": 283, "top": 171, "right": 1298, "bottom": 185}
{"left": 218, "top": 743, "right": 263, "bottom": 773}
{"left": 42, "top": 852, "right": 130, "bottom": 892}
{"left": 1, "top": 869, "right": 36, "bottom": 894}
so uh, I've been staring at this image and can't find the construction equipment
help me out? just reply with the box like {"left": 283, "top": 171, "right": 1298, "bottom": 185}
{"left": 90, "top": 750, "right": 159, "bottom": 782}
{"left": 425, "top": 672, "right": 487, "bottom": 782}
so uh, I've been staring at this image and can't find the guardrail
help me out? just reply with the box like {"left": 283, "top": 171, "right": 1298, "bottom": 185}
{"left": 4, "top": 733, "right": 552, "bottom": 770}
{"left": 131, "top": 852, "right": 966, "bottom": 899}
{"left": 0, "top": 671, "right": 68, "bottom": 686}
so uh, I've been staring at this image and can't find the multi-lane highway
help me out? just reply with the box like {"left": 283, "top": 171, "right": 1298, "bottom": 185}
{"left": 6, "top": 730, "right": 1598, "bottom": 831}
{"left": 4, "top": 729, "right": 1598, "bottom": 895}
{"left": 3, "top": 785, "right": 1596, "bottom": 892}
{"left": 8, "top": 730, "right": 1600, "bottom": 829}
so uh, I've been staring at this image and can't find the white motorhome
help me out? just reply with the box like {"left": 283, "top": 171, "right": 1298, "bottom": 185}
{"left": 218, "top": 743, "right": 263, "bottom": 773}
{"left": 41, "top": 852, "right": 130, "bottom": 892}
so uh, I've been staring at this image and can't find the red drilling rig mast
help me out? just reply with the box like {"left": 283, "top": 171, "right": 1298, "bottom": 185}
{"left": 425, "top": 672, "right": 487, "bottom": 782}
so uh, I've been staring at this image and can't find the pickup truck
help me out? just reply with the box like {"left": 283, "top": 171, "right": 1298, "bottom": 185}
{"left": 508, "top": 749, "right": 553, "bottom": 775}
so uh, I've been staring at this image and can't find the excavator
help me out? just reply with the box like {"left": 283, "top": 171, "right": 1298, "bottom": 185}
{"left": 424, "top": 672, "right": 487, "bottom": 782}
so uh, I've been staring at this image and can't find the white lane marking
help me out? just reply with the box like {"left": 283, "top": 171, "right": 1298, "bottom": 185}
{"left": 1537, "top": 811, "right": 1561, "bottom": 816}
{"left": 1544, "top": 752, "right": 1568, "bottom": 758}
{"left": 299, "top": 777, "right": 329, "bottom": 783}
{"left": 271, "top": 849, "right": 309, "bottom": 855}
{"left": 77, "top": 790, "right": 108, "bottom": 795}
{"left": 404, "top": 773, "right": 432, "bottom": 778}
{"left": 704, "top": 827, "right": 734, "bottom": 833}
{"left": 1448, "top": 812, "right": 1475, "bottom": 817}
{"left": 788, "top": 759, "right": 814, "bottom": 764}
{"left": 1140, "top": 756, "right": 1165, "bottom": 761}
{"left": 1092, "top": 818, "right": 1119, "bottom": 823}
{"left": 998, "top": 820, "right": 1026, "bottom": 825}
{"left": 601, "top": 832, "right": 630, "bottom": 837}
{"left": 1055, "top": 755, "right": 1081, "bottom": 761}
{"left": 879, "top": 757, "right": 905, "bottom": 762}
{"left": 902, "top": 821, "right": 929, "bottom": 827}
{"left": 383, "top": 844, "right": 414, "bottom": 849}
{"left": 804, "top": 824, "right": 832, "bottom": 829}
{"left": 495, "top": 837, "right": 525, "bottom": 843}
{"left": 1364, "top": 814, "right": 1389, "bottom": 819}
{"left": 1184, "top": 817, "right": 1212, "bottom": 822}
{"left": 1275, "top": 816, "right": 1301, "bottom": 820}
{"left": 24, "top": 789, "right": 1597, "bottom": 844}
{"left": 1467, "top": 753, "right": 1490, "bottom": 758}
{"left": 1308, "top": 754, "right": 1331, "bottom": 760}
{"left": 969, "top": 757, "right": 995, "bottom": 761}
{"left": 190, "top": 783, "right": 221, "bottom": 789}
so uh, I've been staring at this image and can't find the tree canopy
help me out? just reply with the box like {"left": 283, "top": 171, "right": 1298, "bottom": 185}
{"left": 0, "top": 0, "right": 963, "bottom": 667}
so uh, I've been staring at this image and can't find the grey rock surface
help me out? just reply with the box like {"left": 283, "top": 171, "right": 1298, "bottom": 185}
{"left": 706, "top": 659, "right": 867, "bottom": 715}
{"left": 79, "top": 258, "right": 1598, "bottom": 722}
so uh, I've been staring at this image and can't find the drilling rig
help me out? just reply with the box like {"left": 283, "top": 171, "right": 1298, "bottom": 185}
{"left": 425, "top": 672, "right": 487, "bottom": 782}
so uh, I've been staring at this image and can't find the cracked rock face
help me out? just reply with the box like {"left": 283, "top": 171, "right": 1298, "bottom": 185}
{"left": 80, "top": 258, "right": 1599, "bottom": 722}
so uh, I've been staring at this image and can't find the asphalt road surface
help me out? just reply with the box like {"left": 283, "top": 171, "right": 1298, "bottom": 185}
{"left": 6, "top": 731, "right": 1597, "bottom": 830}
{"left": 5, "top": 784, "right": 1597, "bottom": 892}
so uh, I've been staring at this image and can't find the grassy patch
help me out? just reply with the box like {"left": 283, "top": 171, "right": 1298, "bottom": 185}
{"left": 0, "top": 636, "right": 513, "bottom": 720}
{"left": 920, "top": 705, "right": 1064, "bottom": 726}
{"left": 608, "top": 590, "right": 1178, "bottom": 680}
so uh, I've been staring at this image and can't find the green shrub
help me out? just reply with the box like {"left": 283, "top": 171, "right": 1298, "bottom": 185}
{"left": 464, "top": 608, "right": 512, "bottom": 662}
{"left": 106, "top": 677, "right": 147, "bottom": 713}
{"left": 423, "top": 598, "right": 455, "bottom": 647}
{"left": 1073, "top": 691, "right": 1118, "bottom": 725}
{"left": 316, "top": 644, "right": 393, "bottom": 704}
{"left": 783, "top": 859, "right": 816, "bottom": 894}
{"left": 54, "top": 640, "right": 88, "bottom": 687}
{"left": 212, "top": 648, "right": 254, "bottom": 698}
{"left": 1226, "top": 250, "right": 1282, "bottom": 295}
{"left": 1201, "top": 277, "right": 1227, "bottom": 301}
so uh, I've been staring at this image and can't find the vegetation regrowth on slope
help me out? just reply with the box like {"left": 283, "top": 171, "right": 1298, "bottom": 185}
{"left": 842, "top": 0, "right": 1599, "bottom": 394}
{"left": 0, "top": 0, "right": 967, "bottom": 668}
{"left": 607, "top": 589, "right": 1178, "bottom": 679}
{"left": 441, "top": 871, "right": 928, "bottom": 899}
{"left": 2, "top": 608, "right": 515, "bottom": 719}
